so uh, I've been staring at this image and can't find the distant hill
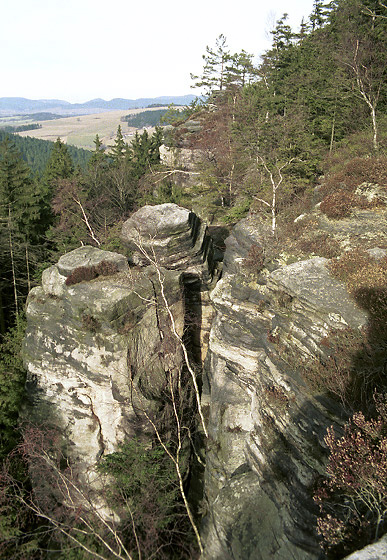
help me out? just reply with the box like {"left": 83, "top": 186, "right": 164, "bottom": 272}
{"left": 0, "top": 96, "right": 197, "bottom": 116}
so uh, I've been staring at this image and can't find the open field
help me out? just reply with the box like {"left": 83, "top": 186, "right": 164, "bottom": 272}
{"left": 16, "top": 107, "right": 164, "bottom": 150}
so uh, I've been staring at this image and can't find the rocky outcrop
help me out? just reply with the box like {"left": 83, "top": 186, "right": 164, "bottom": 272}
{"left": 23, "top": 200, "right": 386, "bottom": 556}
{"left": 121, "top": 203, "right": 212, "bottom": 275}
{"left": 24, "top": 246, "right": 185, "bottom": 505}
{"left": 201, "top": 214, "right": 369, "bottom": 559}
{"left": 24, "top": 204, "right": 214, "bottom": 515}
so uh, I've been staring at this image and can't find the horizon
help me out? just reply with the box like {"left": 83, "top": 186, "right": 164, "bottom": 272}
{"left": 0, "top": 94, "right": 195, "bottom": 103}
{"left": 2, "top": 0, "right": 314, "bottom": 103}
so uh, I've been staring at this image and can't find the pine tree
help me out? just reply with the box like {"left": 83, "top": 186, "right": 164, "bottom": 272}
{"left": 190, "top": 34, "right": 231, "bottom": 97}
{"left": 0, "top": 139, "right": 45, "bottom": 328}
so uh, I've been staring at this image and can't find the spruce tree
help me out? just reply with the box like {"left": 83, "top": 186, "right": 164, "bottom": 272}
{"left": 110, "top": 125, "right": 126, "bottom": 164}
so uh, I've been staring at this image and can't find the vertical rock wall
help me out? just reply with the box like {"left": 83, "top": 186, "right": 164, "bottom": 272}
{"left": 23, "top": 205, "right": 213, "bottom": 517}
{"left": 201, "top": 216, "right": 368, "bottom": 560}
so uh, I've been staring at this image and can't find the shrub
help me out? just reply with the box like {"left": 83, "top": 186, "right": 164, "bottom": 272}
{"left": 94, "top": 260, "right": 119, "bottom": 276}
{"left": 81, "top": 313, "right": 100, "bottom": 333}
{"left": 329, "top": 248, "right": 372, "bottom": 281}
{"left": 321, "top": 156, "right": 387, "bottom": 199}
{"left": 65, "top": 266, "right": 97, "bottom": 286}
{"left": 314, "top": 395, "right": 387, "bottom": 557}
{"left": 263, "top": 384, "right": 289, "bottom": 410}
{"left": 330, "top": 250, "right": 387, "bottom": 329}
{"left": 98, "top": 438, "right": 194, "bottom": 559}
{"left": 243, "top": 244, "right": 265, "bottom": 273}
{"left": 296, "top": 232, "right": 341, "bottom": 258}
{"left": 320, "top": 191, "right": 373, "bottom": 219}
{"left": 301, "top": 328, "right": 365, "bottom": 408}
{"left": 65, "top": 260, "right": 119, "bottom": 286}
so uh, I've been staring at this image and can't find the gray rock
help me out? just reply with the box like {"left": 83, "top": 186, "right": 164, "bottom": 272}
{"left": 343, "top": 535, "right": 387, "bottom": 559}
{"left": 121, "top": 203, "right": 213, "bottom": 274}
{"left": 57, "top": 245, "right": 128, "bottom": 277}
{"left": 203, "top": 217, "right": 372, "bottom": 559}
{"left": 23, "top": 249, "right": 185, "bottom": 518}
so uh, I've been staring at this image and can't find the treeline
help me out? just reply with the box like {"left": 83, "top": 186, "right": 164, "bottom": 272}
{"left": 121, "top": 109, "right": 168, "bottom": 128}
{"left": 0, "top": 131, "right": 91, "bottom": 175}
{"left": 183, "top": 0, "right": 386, "bottom": 220}
{"left": 0, "top": 123, "right": 42, "bottom": 133}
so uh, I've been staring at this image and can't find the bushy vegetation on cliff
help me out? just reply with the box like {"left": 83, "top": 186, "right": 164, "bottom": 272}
{"left": 0, "top": 0, "right": 386, "bottom": 557}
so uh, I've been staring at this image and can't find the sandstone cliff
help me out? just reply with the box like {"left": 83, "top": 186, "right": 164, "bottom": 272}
{"left": 23, "top": 205, "right": 213, "bottom": 517}
{"left": 23, "top": 196, "right": 386, "bottom": 558}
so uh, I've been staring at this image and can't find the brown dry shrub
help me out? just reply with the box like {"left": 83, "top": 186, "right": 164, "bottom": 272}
{"left": 243, "top": 244, "right": 265, "bottom": 273}
{"left": 321, "top": 156, "right": 387, "bottom": 199}
{"left": 330, "top": 250, "right": 387, "bottom": 329}
{"left": 65, "top": 260, "right": 120, "bottom": 286}
{"left": 320, "top": 191, "right": 374, "bottom": 219}
{"left": 300, "top": 251, "right": 387, "bottom": 410}
{"left": 65, "top": 266, "right": 98, "bottom": 286}
{"left": 81, "top": 313, "right": 101, "bottom": 333}
{"left": 94, "top": 260, "right": 119, "bottom": 276}
{"left": 263, "top": 384, "right": 289, "bottom": 410}
{"left": 301, "top": 328, "right": 364, "bottom": 408}
{"left": 329, "top": 248, "right": 372, "bottom": 281}
{"left": 297, "top": 232, "right": 342, "bottom": 259}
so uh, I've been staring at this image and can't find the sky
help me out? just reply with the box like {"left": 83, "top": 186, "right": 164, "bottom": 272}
{"left": 1, "top": 0, "right": 315, "bottom": 103}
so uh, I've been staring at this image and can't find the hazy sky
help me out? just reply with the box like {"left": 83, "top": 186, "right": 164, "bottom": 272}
{"left": 1, "top": 0, "right": 315, "bottom": 103}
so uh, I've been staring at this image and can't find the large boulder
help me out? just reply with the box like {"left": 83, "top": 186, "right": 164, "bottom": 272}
{"left": 121, "top": 203, "right": 213, "bottom": 273}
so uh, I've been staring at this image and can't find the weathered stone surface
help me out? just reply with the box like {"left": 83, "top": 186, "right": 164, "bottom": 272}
{"left": 343, "top": 535, "right": 387, "bottom": 559}
{"left": 159, "top": 144, "right": 207, "bottom": 169}
{"left": 202, "top": 214, "right": 370, "bottom": 559}
{"left": 355, "top": 182, "right": 387, "bottom": 204}
{"left": 121, "top": 203, "right": 213, "bottom": 274}
{"left": 24, "top": 248, "right": 185, "bottom": 514}
{"left": 57, "top": 245, "right": 129, "bottom": 277}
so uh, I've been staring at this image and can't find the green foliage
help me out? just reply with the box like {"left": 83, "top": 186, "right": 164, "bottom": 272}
{"left": 0, "top": 316, "right": 27, "bottom": 458}
{"left": 0, "top": 131, "right": 90, "bottom": 176}
{"left": 98, "top": 438, "right": 192, "bottom": 558}
{"left": 221, "top": 199, "right": 251, "bottom": 223}
{"left": 190, "top": 34, "right": 231, "bottom": 96}
{"left": 43, "top": 137, "right": 74, "bottom": 185}
{"left": 0, "top": 123, "right": 42, "bottom": 133}
{"left": 121, "top": 109, "right": 168, "bottom": 128}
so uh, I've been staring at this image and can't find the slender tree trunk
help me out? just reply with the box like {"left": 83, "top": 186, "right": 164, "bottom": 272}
{"left": 0, "top": 291, "right": 5, "bottom": 334}
{"left": 330, "top": 90, "right": 338, "bottom": 154}
{"left": 25, "top": 243, "right": 31, "bottom": 293}
{"left": 8, "top": 206, "right": 19, "bottom": 320}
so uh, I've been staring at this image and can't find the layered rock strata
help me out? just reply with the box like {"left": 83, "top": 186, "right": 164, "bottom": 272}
{"left": 201, "top": 215, "right": 369, "bottom": 560}
{"left": 24, "top": 247, "right": 184, "bottom": 493}
{"left": 24, "top": 205, "right": 213, "bottom": 516}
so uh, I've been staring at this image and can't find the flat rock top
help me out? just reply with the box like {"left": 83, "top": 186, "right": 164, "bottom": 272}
{"left": 57, "top": 246, "right": 128, "bottom": 276}
{"left": 268, "top": 257, "right": 368, "bottom": 328}
{"left": 121, "top": 204, "right": 192, "bottom": 240}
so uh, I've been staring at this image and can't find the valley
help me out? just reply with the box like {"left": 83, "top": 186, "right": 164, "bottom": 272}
{"left": 15, "top": 106, "right": 165, "bottom": 149}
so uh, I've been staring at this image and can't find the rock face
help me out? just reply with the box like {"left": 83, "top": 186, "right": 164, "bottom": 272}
{"left": 121, "top": 202, "right": 213, "bottom": 274}
{"left": 24, "top": 204, "right": 214, "bottom": 512}
{"left": 23, "top": 203, "right": 385, "bottom": 557}
{"left": 201, "top": 214, "right": 369, "bottom": 560}
{"left": 24, "top": 246, "right": 186, "bottom": 504}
